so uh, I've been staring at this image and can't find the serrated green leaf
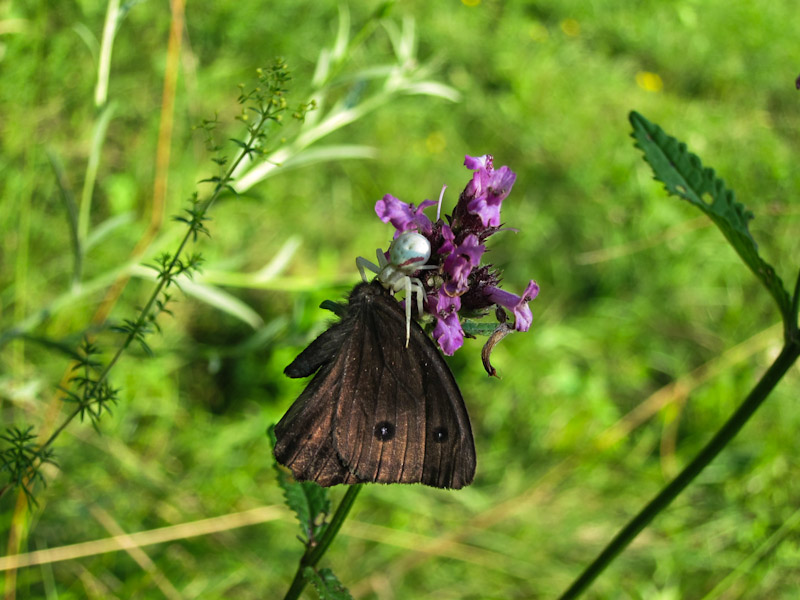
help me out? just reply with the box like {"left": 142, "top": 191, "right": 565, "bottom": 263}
{"left": 267, "top": 425, "right": 331, "bottom": 542}
{"left": 629, "top": 111, "right": 792, "bottom": 326}
{"left": 303, "top": 567, "right": 354, "bottom": 600}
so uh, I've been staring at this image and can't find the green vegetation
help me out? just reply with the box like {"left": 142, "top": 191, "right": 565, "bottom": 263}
{"left": 2, "top": 1, "right": 799, "bottom": 598}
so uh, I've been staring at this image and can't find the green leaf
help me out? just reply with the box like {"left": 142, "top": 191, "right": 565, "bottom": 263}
{"left": 462, "top": 319, "right": 502, "bottom": 337}
{"left": 629, "top": 111, "right": 792, "bottom": 328}
{"left": 268, "top": 425, "right": 331, "bottom": 543}
{"left": 303, "top": 567, "right": 354, "bottom": 600}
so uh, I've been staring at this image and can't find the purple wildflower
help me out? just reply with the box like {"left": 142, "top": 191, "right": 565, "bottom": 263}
{"left": 373, "top": 154, "right": 538, "bottom": 360}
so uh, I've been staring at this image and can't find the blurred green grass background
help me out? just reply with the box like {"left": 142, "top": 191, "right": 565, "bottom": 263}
{"left": 1, "top": 1, "right": 799, "bottom": 598}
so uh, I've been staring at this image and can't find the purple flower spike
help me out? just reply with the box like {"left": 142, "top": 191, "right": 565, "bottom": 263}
{"left": 375, "top": 194, "right": 435, "bottom": 235}
{"left": 371, "top": 154, "right": 536, "bottom": 360}
{"left": 485, "top": 280, "right": 540, "bottom": 332}
{"left": 463, "top": 155, "right": 517, "bottom": 228}
{"left": 464, "top": 155, "right": 490, "bottom": 170}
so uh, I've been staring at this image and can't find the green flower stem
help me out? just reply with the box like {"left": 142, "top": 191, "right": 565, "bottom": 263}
{"left": 558, "top": 339, "right": 800, "bottom": 600}
{"left": 283, "top": 484, "right": 363, "bottom": 600}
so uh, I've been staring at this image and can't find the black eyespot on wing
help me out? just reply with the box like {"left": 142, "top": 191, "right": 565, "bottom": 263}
{"left": 432, "top": 427, "right": 448, "bottom": 443}
{"left": 374, "top": 421, "right": 395, "bottom": 441}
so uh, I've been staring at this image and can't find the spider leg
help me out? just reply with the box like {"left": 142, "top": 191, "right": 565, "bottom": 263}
{"left": 355, "top": 256, "right": 380, "bottom": 283}
{"left": 409, "top": 277, "right": 425, "bottom": 317}
{"left": 376, "top": 248, "right": 388, "bottom": 268}
{"left": 403, "top": 276, "right": 413, "bottom": 347}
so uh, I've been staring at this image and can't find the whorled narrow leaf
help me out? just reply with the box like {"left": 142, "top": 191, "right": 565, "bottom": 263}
{"left": 267, "top": 426, "right": 330, "bottom": 542}
{"left": 302, "top": 567, "right": 354, "bottom": 600}
{"left": 629, "top": 111, "right": 792, "bottom": 328}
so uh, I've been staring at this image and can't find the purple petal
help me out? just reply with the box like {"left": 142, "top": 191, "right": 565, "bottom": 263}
{"left": 412, "top": 200, "right": 437, "bottom": 235}
{"left": 441, "top": 234, "right": 485, "bottom": 295}
{"left": 464, "top": 154, "right": 491, "bottom": 170}
{"left": 485, "top": 280, "right": 539, "bottom": 332}
{"left": 431, "top": 291, "right": 463, "bottom": 355}
{"left": 375, "top": 195, "right": 434, "bottom": 234}
{"left": 438, "top": 224, "right": 456, "bottom": 255}
{"left": 442, "top": 255, "right": 471, "bottom": 295}
{"left": 458, "top": 233, "right": 485, "bottom": 264}
{"left": 434, "top": 312, "right": 464, "bottom": 355}
{"left": 465, "top": 166, "right": 517, "bottom": 227}
{"left": 435, "top": 288, "right": 461, "bottom": 313}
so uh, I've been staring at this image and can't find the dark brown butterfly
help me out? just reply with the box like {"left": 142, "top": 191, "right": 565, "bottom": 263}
{"left": 274, "top": 280, "right": 476, "bottom": 489}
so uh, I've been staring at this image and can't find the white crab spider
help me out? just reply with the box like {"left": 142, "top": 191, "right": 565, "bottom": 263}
{"left": 356, "top": 231, "right": 436, "bottom": 347}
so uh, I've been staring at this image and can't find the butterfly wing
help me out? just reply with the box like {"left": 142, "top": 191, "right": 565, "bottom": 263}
{"left": 274, "top": 323, "right": 363, "bottom": 485}
{"left": 274, "top": 281, "right": 476, "bottom": 489}
{"left": 332, "top": 283, "right": 476, "bottom": 489}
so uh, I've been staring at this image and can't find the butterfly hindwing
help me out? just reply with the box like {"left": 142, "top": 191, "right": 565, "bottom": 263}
{"left": 273, "top": 357, "right": 361, "bottom": 486}
{"left": 419, "top": 343, "right": 476, "bottom": 489}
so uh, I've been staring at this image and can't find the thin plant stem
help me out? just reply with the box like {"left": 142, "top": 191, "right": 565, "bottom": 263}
{"left": 34, "top": 97, "right": 279, "bottom": 461}
{"left": 558, "top": 339, "right": 800, "bottom": 600}
{"left": 787, "top": 267, "right": 800, "bottom": 341}
{"left": 283, "top": 484, "right": 363, "bottom": 600}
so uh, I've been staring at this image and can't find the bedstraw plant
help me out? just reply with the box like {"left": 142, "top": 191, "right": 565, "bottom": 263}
{"left": 0, "top": 59, "right": 305, "bottom": 505}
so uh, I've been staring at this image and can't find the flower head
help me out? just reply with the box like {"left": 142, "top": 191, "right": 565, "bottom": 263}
{"left": 374, "top": 154, "right": 538, "bottom": 363}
